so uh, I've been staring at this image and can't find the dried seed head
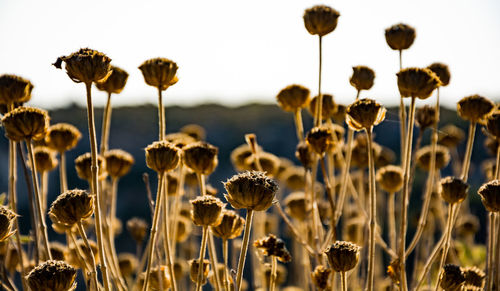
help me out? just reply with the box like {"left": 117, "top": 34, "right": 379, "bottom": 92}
{"left": 230, "top": 144, "right": 259, "bottom": 171}
{"left": 440, "top": 264, "right": 465, "bottom": 291}
{"left": 376, "top": 165, "right": 404, "bottom": 193}
{"left": 74, "top": 153, "right": 106, "bottom": 181}
{"left": 224, "top": 171, "right": 278, "bottom": 211}
{"left": 54, "top": 48, "right": 112, "bottom": 84}
{"left": 118, "top": 253, "right": 138, "bottom": 277}
{"left": 384, "top": 23, "right": 416, "bottom": 51}
{"left": 306, "top": 126, "right": 335, "bottom": 156}
{"left": 104, "top": 149, "right": 134, "bottom": 179}
{"left": 45, "top": 123, "right": 81, "bottom": 152}
{"left": 351, "top": 134, "right": 382, "bottom": 168}
{"left": 183, "top": 141, "right": 218, "bottom": 175}
{"left": 165, "top": 132, "right": 196, "bottom": 148}
{"left": 332, "top": 104, "right": 347, "bottom": 124}
{"left": 461, "top": 266, "right": 485, "bottom": 289}
{"left": 139, "top": 58, "right": 178, "bottom": 90}
{"left": 147, "top": 265, "right": 171, "bottom": 291}
{"left": 415, "top": 145, "right": 450, "bottom": 171}
{"left": 295, "top": 141, "right": 315, "bottom": 170}
{"left": 145, "top": 140, "right": 181, "bottom": 173}
{"left": 254, "top": 234, "right": 292, "bottom": 262}
{"left": 427, "top": 62, "right": 451, "bottom": 86}
{"left": 397, "top": 67, "right": 441, "bottom": 99}
{"left": 344, "top": 216, "right": 365, "bottom": 246}
{"left": 0, "top": 74, "right": 33, "bottom": 105}
{"left": 309, "top": 94, "right": 338, "bottom": 121}
{"left": 457, "top": 95, "right": 494, "bottom": 123}
{"left": 49, "top": 189, "right": 93, "bottom": 227}
{"left": 66, "top": 239, "right": 99, "bottom": 269}
{"left": 211, "top": 209, "right": 245, "bottom": 240}
{"left": 0, "top": 206, "right": 16, "bottom": 242}
{"left": 263, "top": 262, "right": 287, "bottom": 287}
{"left": 456, "top": 214, "right": 480, "bottom": 237}
{"left": 244, "top": 151, "right": 281, "bottom": 177}
{"left": 439, "top": 177, "right": 469, "bottom": 204}
{"left": 180, "top": 124, "right": 206, "bottom": 141}
{"left": 311, "top": 265, "right": 332, "bottom": 290}
{"left": 477, "top": 180, "right": 500, "bottom": 212}
{"left": 438, "top": 124, "right": 465, "bottom": 148}
{"left": 26, "top": 260, "right": 77, "bottom": 291}
{"left": 350, "top": 66, "right": 375, "bottom": 91}
{"left": 175, "top": 216, "right": 192, "bottom": 242}
{"left": 276, "top": 84, "right": 310, "bottom": 112}
{"left": 188, "top": 259, "right": 210, "bottom": 285}
{"left": 282, "top": 167, "right": 306, "bottom": 191}
{"left": 1, "top": 106, "right": 49, "bottom": 142}
{"left": 173, "top": 259, "right": 187, "bottom": 281}
{"left": 166, "top": 173, "right": 179, "bottom": 196}
{"left": 284, "top": 192, "right": 309, "bottom": 221}
{"left": 415, "top": 105, "right": 437, "bottom": 130}
{"left": 33, "top": 146, "right": 58, "bottom": 173}
{"left": 486, "top": 110, "right": 500, "bottom": 139}
{"left": 346, "top": 98, "right": 386, "bottom": 130}
{"left": 126, "top": 217, "right": 148, "bottom": 243}
{"left": 376, "top": 145, "right": 396, "bottom": 167}
{"left": 324, "top": 241, "right": 361, "bottom": 272}
{"left": 49, "top": 242, "right": 67, "bottom": 261}
{"left": 190, "top": 195, "right": 225, "bottom": 227}
{"left": 208, "top": 263, "right": 230, "bottom": 288}
{"left": 303, "top": 5, "right": 340, "bottom": 37}
{"left": 95, "top": 65, "right": 128, "bottom": 94}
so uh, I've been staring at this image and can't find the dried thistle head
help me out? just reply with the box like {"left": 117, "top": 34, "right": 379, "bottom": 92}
{"left": 438, "top": 124, "right": 465, "bottom": 148}
{"left": 180, "top": 124, "right": 206, "bottom": 141}
{"left": 254, "top": 234, "right": 292, "bottom": 262}
{"left": 0, "top": 74, "right": 33, "bottom": 105}
{"left": 54, "top": 48, "right": 112, "bottom": 84}
{"left": 350, "top": 66, "right": 375, "bottom": 91}
{"left": 211, "top": 209, "right": 245, "bottom": 240}
{"left": 118, "top": 253, "right": 138, "bottom": 278}
{"left": 126, "top": 217, "right": 148, "bottom": 243}
{"left": 376, "top": 165, "right": 404, "bottom": 193}
{"left": 190, "top": 195, "right": 225, "bottom": 227}
{"left": 282, "top": 167, "right": 306, "bottom": 191}
{"left": 324, "top": 241, "right": 361, "bottom": 272}
{"left": 440, "top": 264, "right": 465, "bottom": 291}
{"left": 244, "top": 151, "right": 281, "bottom": 177}
{"left": 49, "top": 242, "right": 67, "bottom": 261}
{"left": 182, "top": 141, "right": 218, "bottom": 175}
{"left": 457, "top": 95, "right": 494, "bottom": 123}
{"left": 26, "top": 260, "right": 77, "bottom": 291}
{"left": 138, "top": 58, "right": 178, "bottom": 90}
{"left": 145, "top": 140, "right": 181, "bottom": 173}
{"left": 415, "top": 145, "right": 450, "bottom": 171}
{"left": 303, "top": 5, "right": 340, "bottom": 37}
{"left": 428, "top": 62, "right": 451, "bottom": 86}
{"left": 74, "top": 153, "right": 106, "bottom": 181}
{"left": 175, "top": 216, "right": 192, "bottom": 242}
{"left": 284, "top": 192, "right": 309, "bottom": 221}
{"left": 346, "top": 98, "right": 386, "bottom": 130}
{"left": 34, "top": 146, "right": 58, "bottom": 173}
{"left": 397, "top": 67, "right": 441, "bottom": 99}
{"left": 311, "top": 265, "right": 332, "bottom": 290}
{"left": 45, "top": 123, "right": 81, "bottom": 153}
{"left": 306, "top": 126, "right": 335, "bottom": 156}
{"left": 309, "top": 94, "right": 338, "bottom": 121}
{"left": 461, "top": 266, "right": 485, "bottom": 290}
{"left": 384, "top": 23, "right": 416, "bottom": 51}
{"left": 224, "top": 171, "right": 278, "bottom": 211}
{"left": 95, "top": 65, "right": 128, "bottom": 94}
{"left": 295, "top": 141, "right": 315, "bottom": 170}
{"left": 477, "top": 180, "right": 500, "bottom": 212}
{"left": 104, "top": 149, "right": 134, "bottom": 179}
{"left": 49, "top": 189, "right": 93, "bottom": 227}
{"left": 415, "top": 105, "right": 437, "bottom": 130}
{"left": 0, "top": 206, "right": 16, "bottom": 242}
{"left": 188, "top": 259, "right": 210, "bottom": 285}
{"left": 439, "top": 177, "right": 469, "bottom": 204}
{"left": 1, "top": 106, "right": 49, "bottom": 142}
{"left": 276, "top": 84, "right": 310, "bottom": 112}
{"left": 486, "top": 110, "right": 500, "bottom": 140}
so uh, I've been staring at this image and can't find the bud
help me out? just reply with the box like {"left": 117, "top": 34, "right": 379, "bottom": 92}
{"left": 0, "top": 206, "right": 16, "bottom": 242}
{"left": 346, "top": 98, "right": 386, "bottom": 130}
{"left": 439, "top": 177, "right": 468, "bottom": 204}
{"left": 104, "top": 149, "right": 134, "bottom": 179}
{"left": 138, "top": 58, "right": 178, "bottom": 90}
{"left": 461, "top": 266, "right": 485, "bottom": 290}
{"left": 309, "top": 94, "right": 337, "bottom": 121}
{"left": 211, "top": 210, "right": 245, "bottom": 240}
{"left": 34, "top": 146, "right": 58, "bottom": 173}
{"left": 284, "top": 192, "right": 309, "bottom": 221}
{"left": 415, "top": 105, "right": 437, "bottom": 130}
{"left": 415, "top": 145, "right": 450, "bottom": 172}
{"left": 95, "top": 65, "right": 128, "bottom": 94}
{"left": 397, "top": 67, "right": 441, "bottom": 100}
{"left": 1, "top": 106, "right": 49, "bottom": 142}
{"left": 439, "top": 264, "right": 465, "bottom": 291}
{"left": 384, "top": 23, "right": 416, "bottom": 51}
{"left": 376, "top": 165, "right": 404, "bottom": 193}
{"left": 276, "top": 84, "right": 310, "bottom": 112}
{"left": 126, "top": 217, "right": 148, "bottom": 243}
{"left": 49, "top": 189, "right": 94, "bottom": 227}
{"left": 74, "top": 153, "right": 106, "bottom": 181}
{"left": 438, "top": 124, "right": 465, "bottom": 148}
{"left": 295, "top": 142, "right": 315, "bottom": 170}
{"left": 190, "top": 195, "right": 224, "bottom": 227}
{"left": 45, "top": 123, "right": 81, "bottom": 153}
{"left": 349, "top": 66, "right": 375, "bottom": 91}
{"left": 26, "top": 260, "right": 77, "bottom": 291}
{"left": 457, "top": 95, "right": 494, "bottom": 123}
{"left": 324, "top": 241, "right": 360, "bottom": 272}
{"left": 0, "top": 74, "right": 33, "bottom": 105}
{"left": 427, "top": 63, "right": 451, "bottom": 87}
{"left": 224, "top": 171, "right": 278, "bottom": 211}
{"left": 118, "top": 253, "right": 138, "bottom": 277}
{"left": 303, "top": 5, "right": 340, "bottom": 37}
{"left": 189, "top": 259, "right": 210, "bottom": 285}
{"left": 145, "top": 140, "right": 181, "bottom": 173}
{"left": 477, "top": 180, "right": 500, "bottom": 212}
{"left": 254, "top": 234, "right": 292, "bottom": 262}
{"left": 54, "top": 48, "right": 112, "bottom": 84}
{"left": 183, "top": 141, "right": 218, "bottom": 175}
{"left": 180, "top": 124, "right": 206, "bottom": 141}
{"left": 311, "top": 265, "right": 331, "bottom": 290}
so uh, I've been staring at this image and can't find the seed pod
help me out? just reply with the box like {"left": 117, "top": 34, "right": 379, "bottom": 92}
{"left": 376, "top": 165, "right": 404, "bottom": 193}
{"left": 118, "top": 253, "right": 138, "bottom": 278}
{"left": 1, "top": 106, "right": 49, "bottom": 142}
{"left": 438, "top": 124, "right": 465, "bottom": 148}
{"left": 263, "top": 262, "right": 287, "bottom": 287}
{"left": 254, "top": 234, "right": 292, "bottom": 262}
{"left": 346, "top": 98, "right": 386, "bottom": 130}
{"left": 95, "top": 65, "right": 128, "bottom": 94}
{"left": 349, "top": 66, "right": 375, "bottom": 91}
{"left": 33, "top": 146, "right": 58, "bottom": 173}
{"left": 74, "top": 153, "right": 107, "bottom": 181}
{"left": 244, "top": 151, "right": 281, "bottom": 177}
{"left": 183, "top": 141, "right": 218, "bottom": 175}
{"left": 303, "top": 5, "right": 340, "bottom": 37}
{"left": 306, "top": 126, "right": 335, "bottom": 156}
{"left": 282, "top": 167, "right": 306, "bottom": 191}
{"left": 439, "top": 176, "right": 469, "bottom": 204}
{"left": 104, "top": 149, "right": 134, "bottom": 179}
{"left": 311, "top": 265, "right": 332, "bottom": 290}
{"left": 224, "top": 171, "right": 279, "bottom": 211}
{"left": 126, "top": 217, "right": 148, "bottom": 243}
{"left": 457, "top": 95, "right": 494, "bottom": 123}
{"left": 477, "top": 180, "right": 500, "bottom": 212}
{"left": 295, "top": 142, "right": 314, "bottom": 170}
{"left": 26, "top": 260, "right": 77, "bottom": 291}
{"left": 415, "top": 105, "right": 437, "bottom": 130}
{"left": 45, "top": 123, "right": 81, "bottom": 153}
{"left": 0, "top": 74, "right": 33, "bottom": 105}
{"left": 211, "top": 210, "right": 245, "bottom": 240}
{"left": 397, "top": 68, "right": 441, "bottom": 100}
{"left": 284, "top": 192, "right": 309, "bottom": 221}
{"left": 324, "top": 241, "right": 360, "bottom": 272}
{"left": 188, "top": 259, "right": 210, "bottom": 285}
{"left": 49, "top": 189, "right": 94, "bottom": 227}
{"left": 415, "top": 145, "right": 450, "bottom": 171}
{"left": 49, "top": 242, "right": 67, "bottom": 261}
{"left": 145, "top": 140, "right": 181, "bottom": 173}
{"left": 384, "top": 23, "right": 416, "bottom": 51}
{"left": 427, "top": 63, "right": 451, "bottom": 87}
{"left": 190, "top": 195, "right": 224, "bottom": 227}
{"left": 54, "top": 48, "right": 112, "bottom": 84}
{"left": 138, "top": 58, "right": 178, "bottom": 90}
{"left": 0, "top": 206, "right": 16, "bottom": 242}
{"left": 309, "top": 94, "right": 337, "bottom": 121}
{"left": 276, "top": 84, "right": 310, "bottom": 112}
{"left": 461, "top": 266, "right": 485, "bottom": 290}
{"left": 180, "top": 124, "right": 206, "bottom": 141}
{"left": 439, "top": 264, "right": 465, "bottom": 291}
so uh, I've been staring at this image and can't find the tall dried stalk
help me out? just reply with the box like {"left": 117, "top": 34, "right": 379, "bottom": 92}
{"left": 77, "top": 221, "right": 100, "bottom": 290}
{"left": 366, "top": 128, "right": 377, "bottom": 291}
{"left": 270, "top": 256, "right": 278, "bottom": 291}
{"left": 160, "top": 178, "right": 178, "bottom": 291}
{"left": 100, "top": 92, "right": 112, "bottom": 154}
{"left": 235, "top": 209, "right": 254, "bottom": 291}
{"left": 433, "top": 204, "right": 457, "bottom": 291}
{"left": 314, "top": 36, "right": 323, "bottom": 127}
{"left": 59, "top": 151, "right": 68, "bottom": 193}
{"left": 196, "top": 226, "right": 209, "bottom": 291}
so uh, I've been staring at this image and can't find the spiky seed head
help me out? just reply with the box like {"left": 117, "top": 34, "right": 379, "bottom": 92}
{"left": 311, "top": 265, "right": 332, "bottom": 290}
{"left": 224, "top": 171, "right": 278, "bottom": 211}
{"left": 457, "top": 95, "right": 494, "bottom": 123}
{"left": 45, "top": 123, "right": 81, "bottom": 152}
{"left": 440, "top": 264, "right": 465, "bottom": 291}
{"left": 254, "top": 234, "right": 292, "bottom": 262}
{"left": 303, "top": 5, "right": 340, "bottom": 37}
{"left": 284, "top": 192, "right": 309, "bottom": 221}
{"left": 244, "top": 151, "right": 281, "bottom": 177}
{"left": 276, "top": 84, "right": 310, "bottom": 112}
{"left": 428, "top": 62, "right": 451, "bottom": 86}
{"left": 104, "top": 149, "right": 134, "bottom": 179}
{"left": 33, "top": 146, "right": 58, "bottom": 173}
{"left": 26, "top": 260, "right": 77, "bottom": 291}
{"left": 145, "top": 140, "right": 180, "bottom": 173}
{"left": 384, "top": 23, "right": 416, "bottom": 51}
{"left": 397, "top": 67, "right": 441, "bottom": 100}
{"left": 486, "top": 111, "right": 500, "bottom": 139}
{"left": 439, "top": 177, "right": 469, "bottom": 204}
{"left": 438, "top": 124, "right": 465, "bottom": 148}
{"left": 180, "top": 124, "right": 206, "bottom": 141}
{"left": 182, "top": 141, "right": 218, "bottom": 175}
{"left": 188, "top": 259, "right": 210, "bottom": 285}
{"left": 376, "top": 165, "right": 404, "bottom": 193}
{"left": 95, "top": 65, "right": 128, "bottom": 94}
{"left": 350, "top": 66, "right": 375, "bottom": 91}
{"left": 74, "top": 153, "right": 106, "bottom": 181}
{"left": 138, "top": 58, "right": 178, "bottom": 90}
{"left": 54, "top": 48, "right": 112, "bottom": 84}
{"left": 1, "top": 106, "right": 49, "bottom": 142}
{"left": 0, "top": 74, "right": 33, "bottom": 105}
{"left": 118, "top": 253, "right": 138, "bottom": 278}
{"left": 49, "top": 189, "right": 93, "bottom": 227}
{"left": 49, "top": 242, "right": 67, "bottom": 261}
{"left": 190, "top": 196, "right": 225, "bottom": 227}
{"left": 415, "top": 145, "right": 450, "bottom": 172}
{"left": 461, "top": 266, "right": 485, "bottom": 289}
{"left": 415, "top": 105, "right": 437, "bottom": 130}
{"left": 211, "top": 209, "right": 245, "bottom": 240}
{"left": 0, "top": 206, "right": 16, "bottom": 242}
{"left": 478, "top": 180, "right": 500, "bottom": 212}
{"left": 346, "top": 98, "right": 386, "bottom": 131}
{"left": 164, "top": 132, "right": 197, "bottom": 149}
{"left": 126, "top": 217, "right": 148, "bottom": 243}
{"left": 324, "top": 241, "right": 360, "bottom": 272}
{"left": 295, "top": 141, "right": 315, "bottom": 170}
{"left": 309, "top": 94, "right": 338, "bottom": 121}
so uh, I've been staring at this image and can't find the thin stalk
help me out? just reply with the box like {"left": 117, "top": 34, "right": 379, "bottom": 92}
{"left": 319, "top": 157, "right": 336, "bottom": 224}
{"left": 366, "top": 128, "right": 377, "bottom": 291}
{"left": 223, "top": 239, "right": 230, "bottom": 291}
{"left": 68, "top": 231, "right": 92, "bottom": 278}
{"left": 85, "top": 82, "right": 111, "bottom": 291}
{"left": 197, "top": 173, "right": 206, "bottom": 196}
{"left": 460, "top": 122, "right": 476, "bottom": 181}
{"left": 398, "top": 50, "right": 407, "bottom": 170}
{"left": 196, "top": 226, "right": 209, "bottom": 291}
{"left": 270, "top": 256, "right": 277, "bottom": 291}
{"left": 433, "top": 204, "right": 456, "bottom": 291}
{"left": 171, "top": 164, "right": 185, "bottom": 255}
{"left": 273, "top": 201, "right": 315, "bottom": 254}
{"left": 388, "top": 192, "right": 396, "bottom": 251}
{"left": 77, "top": 222, "right": 100, "bottom": 290}
{"left": 314, "top": 35, "right": 323, "bottom": 127}
{"left": 495, "top": 213, "right": 500, "bottom": 290}
{"left": 161, "top": 175, "right": 178, "bottom": 291}
{"left": 208, "top": 230, "right": 223, "bottom": 291}
{"left": 59, "top": 151, "right": 68, "bottom": 193}
{"left": 235, "top": 209, "right": 254, "bottom": 291}
{"left": 486, "top": 213, "right": 496, "bottom": 291}
{"left": 341, "top": 271, "right": 347, "bottom": 291}
{"left": 41, "top": 171, "right": 48, "bottom": 213}
{"left": 100, "top": 92, "right": 113, "bottom": 154}
{"left": 294, "top": 109, "right": 305, "bottom": 142}
{"left": 158, "top": 87, "right": 165, "bottom": 140}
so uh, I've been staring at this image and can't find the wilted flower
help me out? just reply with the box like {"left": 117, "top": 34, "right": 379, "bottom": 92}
{"left": 309, "top": 94, "right": 337, "bottom": 121}
{"left": 284, "top": 192, "right": 309, "bottom": 221}
{"left": 126, "top": 217, "right": 148, "bottom": 243}
{"left": 33, "top": 146, "right": 58, "bottom": 173}
{"left": 303, "top": 5, "right": 340, "bottom": 37}
{"left": 457, "top": 95, "right": 494, "bottom": 123}
{"left": 439, "top": 177, "right": 469, "bottom": 204}
{"left": 254, "top": 234, "right": 292, "bottom": 262}
{"left": 428, "top": 62, "right": 451, "bottom": 86}
{"left": 145, "top": 140, "right": 181, "bottom": 173}
{"left": 104, "top": 149, "right": 134, "bottom": 179}
{"left": 324, "top": 241, "right": 360, "bottom": 272}
{"left": 188, "top": 259, "right": 210, "bottom": 285}
{"left": 346, "top": 98, "right": 386, "bottom": 131}
{"left": 461, "top": 266, "right": 485, "bottom": 290}
{"left": 54, "top": 48, "right": 112, "bottom": 84}
{"left": 0, "top": 74, "right": 33, "bottom": 105}
{"left": 376, "top": 165, "right": 404, "bottom": 193}
{"left": 311, "top": 265, "right": 331, "bottom": 290}
{"left": 190, "top": 196, "right": 224, "bottom": 227}
{"left": 477, "top": 180, "right": 500, "bottom": 212}
{"left": 224, "top": 171, "right": 278, "bottom": 211}
{"left": 1, "top": 106, "right": 49, "bottom": 142}
{"left": 306, "top": 126, "right": 335, "bottom": 156}
{"left": 139, "top": 58, "right": 178, "bottom": 90}
{"left": 349, "top": 66, "right": 375, "bottom": 91}
{"left": 0, "top": 206, "right": 16, "bottom": 242}
{"left": 385, "top": 23, "right": 416, "bottom": 51}
{"left": 49, "top": 189, "right": 94, "bottom": 227}
{"left": 45, "top": 123, "right": 81, "bottom": 153}
{"left": 415, "top": 145, "right": 450, "bottom": 171}
{"left": 439, "top": 264, "right": 465, "bottom": 291}
{"left": 397, "top": 67, "right": 441, "bottom": 100}
{"left": 182, "top": 141, "right": 218, "bottom": 175}
{"left": 211, "top": 210, "right": 245, "bottom": 240}
{"left": 95, "top": 65, "right": 128, "bottom": 94}
{"left": 415, "top": 105, "right": 437, "bottom": 130}
{"left": 74, "top": 153, "right": 106, "bottom": 181}
{"left": 26, "top": 260, "right": 77, "bottom": 291}
{"left": 276, "top": 84, "right": 310, "bottom": 112}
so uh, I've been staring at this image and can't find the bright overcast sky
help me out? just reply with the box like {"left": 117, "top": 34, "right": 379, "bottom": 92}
{"left": 0, "top": 0, "right": 499, "bottom": 109}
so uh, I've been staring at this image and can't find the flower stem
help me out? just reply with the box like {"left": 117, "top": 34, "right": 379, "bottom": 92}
{"left": 366, "top": 128, "right": 377, "bottom": 291}
{"left": 433, "top": 204, "right": 456, "bottom": 291}
{"left": 161, "top": 175, "right": 178, "bottom": 291}
{"left": 293, "top": 109, "right": 305, "bottom": 142}
{"left": 158, "top": 87, "right": 165, "bottom": 140}
{"left": 223, "top": 239, "right": 230, "bottom": 291}
{"left": 196, "top": 226, "right": 209, "bottom": 291}
{"left": 460, "top": 122, "right": 476, "bottom": 181}
{"left": 388, "top": 192, "right": 396, "bottom": 250}
{"left": 100, "top": 92, "right": 113, "bottom": 154}
{"left": 270, "top": 256, "right": 277, "bottom": 291}
{"left": 235, "top": 209, "right": 254, "bottom": 291}
{"left": 208, "top": 230, "right": 223, "bottom": 291}
{"left": 314, "top": 35, "right": 323, "bottom": 127}
{"left": 59, "top": 151, "right": 68, "bottom": 193}
{"left": 77, "top": 221, "right": 100, "bottom": 291}
{"left": 486, "top": 212, "right": 496, "bottom": 291}
{"left": 341, "top": 271, "right": 347, "bottom": 291}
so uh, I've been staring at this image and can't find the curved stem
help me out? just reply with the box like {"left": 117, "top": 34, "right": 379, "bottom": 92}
{"left": 77, "top": 221, "right": 100, "bottom": 291}
{"left": 314, "top": 35, "right": 323, "bottom": 127}
{"left": 294, "top": 108, "right": 305, "bottom": 142}
{"left": 235, "top": 209, "right": 254, "bottom": 291}
{"left": 273, "top": 201, "right": 315, "bottom": 254}
{"left": 366, "top": 128, "right": 377, "bottom": 291}
{"left": 270, "top": 256, "right": 277, "bottom": 291}
{"left": 460, "top": 122, "right": 476, "bottom": 182}
{"left": 100, "top": 92, "right": 113, "bottom": 154}
{"left": 196, "top": 226, "right": 209, "bottom": 291}
{"left": 158, "top": 87, "right": 165, "bottom": 140}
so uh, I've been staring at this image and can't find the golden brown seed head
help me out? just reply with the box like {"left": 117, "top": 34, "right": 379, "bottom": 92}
{"left": 183, "top": 141, "right": 218, "bottom": 175}
{"left": 309, "top": 94, "right": 337, "bottom": 121}
{"left": 230, "top": 144, "right": 257, "bottom": 171}
{"left": 26, "top": 260, "right": 77, "bottom": 291}
{"left": 244, "top": 151, "right": 281, "bottom": 178}
{"left": 126, "top": 217, "right": 148, "bottom": 243}
{"left": 33, "top": 146, "right": 58, "bottom": 173}
{"left": 384, "top": 23, "right": 416, "bottom": 51}
{"left": 175, "top": 216, "right": 192, "bottom": 242}
{"left": 1, "top": 106, "right": 49, "bottom": 142}
{"left": 0, "top": 206, "right": 16, "bottom": 242}
{"left": 486, "top": 111, "right": 500, "bottom": 139}
{"left": 74, "top": 153, "right": 106, "bottom": 181}
{"left": 211, "top": 209, "right": 245, "bottom": 240}
{"left": 95, "top": 65, "right": 128, "bottom": 94}
{"left": 415, "top": 145, "right": 450, "bottom": 171}
{"left": 49, "top": 242, "right": 67, "bottom": 261}
{"left": 284, "top": 192, "right": 309, "bottom": 221}
{"left": 224, "top": 171, "right": 279, "bottom": 211}
{"left": 138, "top": 57, "right": 178, "bottom": 90}
{"left": 0, "top": 74, "right": 33, "bottom": 105}
{"left": 254, "top": 234, "right": 292, "bottom": 262}
{"left": 306, "top": 126, "right": 335, "bottom": 156}
{"left": 332, "top": 104, "right": 347, "bottom": 124}
{"left": 188, "top": 259, "right": 210, "bottom": 285}
{"left": 303, "top": 5, "right": 340, "bottom": 37}
{"left": 440, "top": 264, "right": 465, "bottom": 291}
{"left": 350, "top": 66, "right": 375, "bottom": 91}
{"left": 145, "top": 140, "right": 181, "bottom": 173}
{"left": 104, "top": 149, "right": 134, "bottom": 179}
{"left": 346, "top": 98, "right": 386, "bottom": 130}
{"left": 427, "top": 62, "right": 451, "bottom": 86}
{"left": 45, "top": 123, "right": 81, "bottom": 152}
{"left": 164, "top": 132, "right": 197, "bottom": 148}
{"left": 397, "top": 67, "right": 441, "bottom": 99}
{"left": 311, "top": 265, "right": 332, "bottom": 290}
{"left": 180, "top": 124, "right": 206, "bottom": 141}
{"left": 477, "top": 180, "right": 500, "bottom": 212}
{"left": 295, "top": 141, "right": 315, "bottom": 170}
{"left": 324, "top": 240, "right": 360, "bottom": 272}
{"left": 282, "top": 167, "right": 306, "bottom": 191}
{"left": 438, "top": 124, "right": 465, "bottom": 148}
{"left": 461, "top": 266, "right": 485, "bottom": 289}
{"left": 276, "top": 84, "right": 310, "bottom": 112}
{"left": 49, "top": 189, "right": 93, "bottom": 227}
{"left": 190, "top": 195, "right": 224, "bottom": 227}
{"left": 54, "top": 48, "right": 112, "bottom": 84}
{"left": 457, "top": 95, "right": 494, "bottom": 123}
{"left": 415, "top": 105, "right": 437, "bottom": 130}
{"left": 376, "top": 165, "right": 404, "bottom": 193}
{"left": 118, "top": 253, "right": 138, "bottom": 278}
{"left": 439, "top": 176, "right": 469, "bottom": 204}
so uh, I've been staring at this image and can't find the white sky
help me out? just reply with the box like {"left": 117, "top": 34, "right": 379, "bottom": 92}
{"left": 0, "top": 0, "right": 499, "bottom": 109}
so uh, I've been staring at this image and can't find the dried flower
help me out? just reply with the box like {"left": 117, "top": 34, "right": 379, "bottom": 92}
{"left": 311, "top": 265, "right": 332, "bottom": 290}
{"left": 45, "top": 123, "right": 81, "bottom": 153}
{"left": 349, "top": 66, "right": 375, "bottom": 91}
{"left": 376, "top": 165, "right": 404, "bottom": 193}
{"left": 457, "top": 95, "right": 494, "bottom": 123}
{"left": 0, "top": 74, "right": 33, "bottom": 105}
{"left": 54, "top": 48, "right": 112, "bottom": 84}
{"left": 439, "top": 264, "right": 465, "bottom": 291}
{"left": 303, "top": 5, "right": 340, "bottom": 37}
{"left": 324, "top": 241, "right": 360, "bottom": 272}
{"left": 139, "top": 58, "right": 178, "bottom": 90}
{"left": 165, "top": 132, "right": 196, "bottom": 148}
{"left": 276, "top": 84, "right": 310, "bottom": 112}
{"left": 1, "top": 106, "right": 49, "bottom": 141}
{"left": 104, "top": 149, "right": 134, "bottom": 179}
{"left": 230, "top": 144, "right": 258, "bottom": 171}
{"left": 254, "top": 234, "right": 292, "bottom": 262}
{"left": 438, "top": 124, "right": 465, "bottom": 148}
{"left": 439, "top": 177, "right": 469, "bottom": 204}
{"left": 284, "top": 192, "right": 309, "bottom": 221}
{"left": 183, "top": 141, "right": 218, "bottom": 175}
{"left": 118, "top": 253, "right": 138, "bottom": 277}
{"left": 74, "top": 153, "right": 106, "bottom": 181}
{"left": 384, "top": 23, "right": 416, "bottom": 51}
{"left": 145, "top": 140, "right": 181, "bottom": 173}
{"left": 461, "top": 266, "right": 485, "bottom": 289}
{"left": 34, "top": 146, "right": 58, "bottom": 173}
{"left": 95, "top": 65, "right": 128, "bottom": 94}
{"left": 188, "top": 259, "right": 210, "bottom": 285}
{"left": 477, "top": 180, "right": 500, "bottom": 212}
{"left": 415, "top": 105, "right": 437, "bottom": 130}
{"left": 295, "top": 142, "right": 314, "bottom": 169}
{"left": 415, "top": 145, "right": 450, "bottom": 171}
{"left": 224, "top": 171, "right": 278, "bottom": 211}
{"left": 346, "top": 98, "right": 386, "bottom": 130}
{"left": 309, "top": 94, "right": 337, "bottom": 121}
{"left": 306, "top": 126, "right": 335, "bottom": 156}
{"left": 126, "top": 217, "right": 148, "bottom": 243}
{"left": 428, "top": 62, "right": 451, "bottom": 86}
{"left": 190, "top": 195, "right": 224, "bottom": 227}
{"left": 49, "top": 189, "right": 93, "bottom": 227}
{"left": 244, "top": 151, "right": 281, "bottom": 177}
{"left": 397, "top": 67, "right": 441, "bottom": 99}
{"left": 49, "top": 242, "right": 67, "bottom": 261}
{"left": 486, "top": 111, "right": 500, "bottom": 139}
{"left": 180, "top": 124, "right": 206, "bottom": 141}
{"left": 0, "top": 206, "right": 16, "bottom": 242}
{"left": 282, "top": 167, "right": 306, "bottom": 191}
{"left": 175, "top": 216, "right": 192, "bottom": 242}
{"left": 26, "top": 260, "right": 77, "bottom": 291}
{"left": 211, "top": 210, "right": 245, "bottom": 240}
